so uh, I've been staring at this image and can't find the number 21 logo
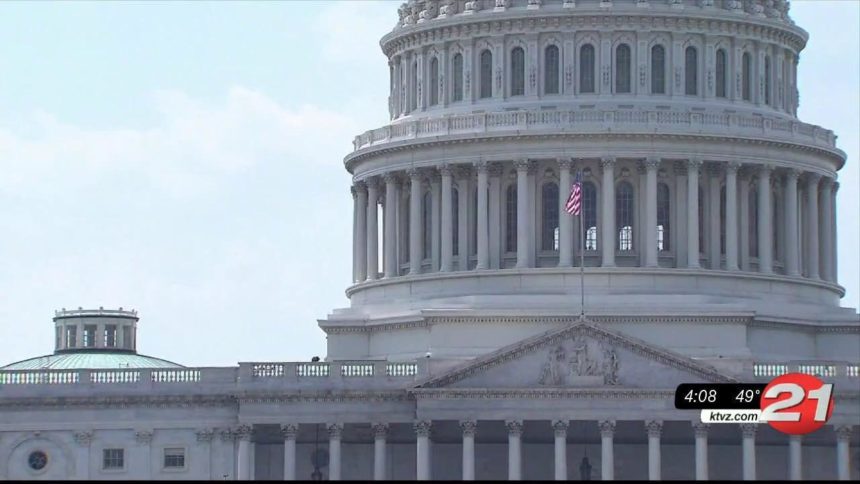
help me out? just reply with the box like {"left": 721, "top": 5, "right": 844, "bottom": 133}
{"left": 760, "top": 373, "right": 835, "bottom": 435}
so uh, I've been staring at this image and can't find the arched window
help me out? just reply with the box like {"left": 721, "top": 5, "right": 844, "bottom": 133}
{"left": 423, "top": 192, "right": 432, "bottom": 259}
{"left": 615, "top": 44, "right": 632, "bottom": 93}
{"left": 511, "top": 47, "right": 525, "bottom": 96}
{"left": 616, "top": 181, "right": 634, "bottom": 251}
{"left": 583, "top": 182, "right": 598, "bottom": 251}
{"left": 544, "top": 45, "right": 560, "bottom": 95}
{"left": 480, "top": 50, "right": 493, "bottom": 99}
{"left": 505, "top": 184, "right": 517, "bottom": 252}
{"left": 452, "top": 53, "right": 464, "bottom": 102}
{"left": 764, "top": 55, "right": 772, "bottom": 106}
{"left": 541, "top": 182, "right": 559, "bottom": 251}
{"left": 580, "top": 44, "right": 595, "bottom": 93}
{"left": 749, "top": 186, "right": 758, "bottom": 258}
{"left": 410, "top": 61, "right": 418, "bottom": 111}
{"left": 742, "top": 52, "right": 752, "bottom": 101}
{"left": 452, "top": 188, "right": 459, "bottom": 256}
{"left": 716, "top": 49, "right": 727, "bottom": 98}
{"left": 651, "top": 45, "right": 666, "bottom": 94}
{"left": 429, "top": 57, "right": 439, "bottom": 106}
{"left": 657, "top": 183, "right": 671, "bottom": 251}
{"left": 685, "top": 46, "right": 698, "bottom": 96}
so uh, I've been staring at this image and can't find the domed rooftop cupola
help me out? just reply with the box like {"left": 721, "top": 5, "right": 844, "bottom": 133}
{"left": 1, "top": 308, "right": 181, "bottom": 370}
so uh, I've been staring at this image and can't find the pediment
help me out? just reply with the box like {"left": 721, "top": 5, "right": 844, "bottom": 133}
{"left": 415, "top": 319, "right": 737, "bottom": 389}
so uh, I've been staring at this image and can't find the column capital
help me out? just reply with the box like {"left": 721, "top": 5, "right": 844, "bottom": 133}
{"left": 439, "top": 163, "right": 454, "bottom": 177}
{"left": 600, "top": 156, "right": 616, "bottom": 168}
{"left": 365, "top": 175, "right": 382, "bottom": 191}
{"left": 805, "top": 172, "right": 822, "bottom": 185}
{"left": 280, "top": 423, "right": 299, "bottom": 441}
{"left": 756, "top": 163, "right": 774, "bottom": 177}
{"left": 786, "top": 168, "right": 802, "bottom": 180}
{"left": 740, "top": 423, "right": 757, "bottom": 438}
{"left": 135, "top": 430, "right": 154, "bottom": 445}
{"left": 473, "top": 160, "right": 489, "bottom": 173}
{"left": 73, "top": 431, "right": 94, "bottom": 446}
{"left": 598, "top": 420, "right": 616, "bottom": 437}
{"left": 505, "top": 420, "right": 524, "bottom": 436}
{"left": 414, "top": 420, "right": 433, "bottom": 437}
{"left": 383, "top": 172, "right": 400, "bottom": 184}
{"left": 372, "top": 423, "right": 390, "bottom": 439}
{"left": 819, "top": 176, "right": 835, "bottom": 190}
{"left": 645, "top": 420, "right": 663, "bottom": 438}
{"left": 692, "top": 422, "right": 710, "bottom": 437}
{"left": 558, "top": 158, "right": 574, "bottom": 170}
{"left": 643, "top": 157, "right": 661, "bottom": 170}
{"left": 552, "top": 419, "right": 569, "bottom": 437}
{"left": 350, "top": 185, "right": 357, "bottom": 198}
{"left": 327, "top": 423, "right": 344, "bottom": 439}
{"left": 354, "top": 180, "right": 368, "bottom": 193}
{"left": 726, "top": 161, "right": 742, "bottom": 173}
{"left": 195, "top": 428, "right": 216, "bottom": 442}
{"left": 687, "top": 158, "right": 703, "bottom": 170}
{"left": 407, "top": 168, "right": 424, "bottom": 180}
{"left": 833, "top": 181, "right": 840, "bottom": 193}
{"left": 514, "top": 159, "right": 531, "bottom": 172}
{"left": 835, "top": 425, "right": 854, "bottom": 441}
{"left": 460, "top": 420, "right": 478, "bottom": 437}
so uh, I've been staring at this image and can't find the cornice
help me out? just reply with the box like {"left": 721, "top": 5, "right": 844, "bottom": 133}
{"left": 409, "top": 387, "right": 674, "bottom": 400}
{"left": 0, "top": 394, "right": 237, "bottom": 410}
{"left": 381, "top": 10, "right": 807, "bottom": 57}
{"left": 237, "top": 391, "right": 412, "bottom": 405}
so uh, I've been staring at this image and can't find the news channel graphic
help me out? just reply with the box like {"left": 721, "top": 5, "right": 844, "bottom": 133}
{"left": 675, "top": 373, "right": 835, "bottom": 435}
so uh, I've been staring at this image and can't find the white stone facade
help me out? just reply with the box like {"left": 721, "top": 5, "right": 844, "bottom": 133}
{"left": 1, "top": 0, "right": 858, "bottom": 481}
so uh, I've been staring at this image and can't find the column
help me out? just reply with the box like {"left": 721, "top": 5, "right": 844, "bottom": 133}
{"left": 599, "top": 420, "right": 615, "bottom": 481}
{"left": 409, "top": 169, "right": 423, "bottom": 275}
{"left": 836, "top": 425, "right": 852, "bottom": 480}
{"left": 135, "top": 430, "right": 154, "bottom": 479}
{"left": 236, "top": 425, "right": 253, "bottom": 481}
{"left": 709, "top": 164, "right": 722, "bottom": 269}
{"left": 741, "top": 423, "right": 756, "bottom": 481}
{"left": 646, "top": 420, "right": 662, "bottom": 480}
{"left": 328, "top": 423, "right": 343, "bottom": 481}
{"left": 461, "top": 420, "right": 477, "bottom": 481}
{"left": 674, "top": 161, "right": 688, "bottom": 268}
{"left": 600, "top": 157, "right": 616, "bottom": 267}
{"left": 489, "top": 164, "right": 502, "bottom": 269}
{"left": 644, "top": 158, "right": 659, "bottom": 267}
{"left": 820, "top": 178, "right": 834, "bottom": 281}
{"left": 506, "top": 420, "right": 523, "bottom": 480}
{"left": 757, "top": 165, "right": 773, "bottom": 273}
{"left": 373, "top": 423, "right": 388, "bottom": 481}
{"left": 693, "top": 423, "right": 709, "bottom": 481}
{"left": 527, "top": 164, "right": 537, "bottom": 267}
{"left": 431, "top": 174, "right": 441, "bottom": 271}
{"left": 440, "top": 165, "right": 454, "bottom": 272}
{"left": 457, "top": 169, "right": 470, "bottom": 271}
{"left": 552, "top": 420, "right": 569, "bottom": 481}
{"left": 805, "top": 174, "right": 821, "bottom": 279}
{"left": 476, "top": 161, "right": 489, "bottom": 269}
{"left": 367, "top": 179, "right": 380, "bottom": 280}
{"left": 739, "top": 172, "right": 751, "bottom": 271}
{"left": 831, "top": 182, "right": 839, "bottom": 283}
{"left": 726, "top": 162, "right": 740, "bottom": 270}
{"left": 558, "top": 160, "right": 573, "bottom": 267}
{"left": 784, "top": 169, "right": 800, "bottom": 276}
{"left": 516, "top": 160, "right": 530, "bottom": 268}
{"left": 384, "top": 174, "right": 398, "bottom": 278}
{"left": 687, "top": 159, "right": 702, "bottom": 268}
{"left": 415, "top": 420, "right": 432, "bottom": 480}
{"left": 352, "top": 186, "right": 359, "bottom": 282}
{"left": 281, "top": 424, "right": 298, "bottom": 481}
{"left": 73, "top": 431, "right": 93, "bottom": 479}
{"left": 788, "top": 435, "right": 802, "bottom": 481}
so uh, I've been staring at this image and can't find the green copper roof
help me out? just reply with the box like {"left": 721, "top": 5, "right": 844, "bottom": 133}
{"left": 2, "top": 352, "right": 182, "bottom": 370}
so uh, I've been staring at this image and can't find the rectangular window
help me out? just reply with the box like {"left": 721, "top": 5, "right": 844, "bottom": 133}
{"left": 102, "top": 449, "right": 124, "bottom": 470}
{"left": 66, "top": 326, "right": 77, "bottom": 347}
{"left": 104, "top": 325, "right": 117, "bottom": 347}
{"left": 163, "top": 448, "right": 186, "bottom": 469}
{"left": 123, "top": 327, "right": 132, "bottom": 349}
{"left": 55, "top": 327, "right": 62, "bottom": 349}
{"left": 83, "top": 325, "right": 97, "bottom": 347}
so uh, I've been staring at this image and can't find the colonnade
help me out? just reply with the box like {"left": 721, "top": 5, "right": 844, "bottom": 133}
{"left": 237, "top": 421, "right": 856, "bottom": 481}
{"left": 351, "top": 158, "right": 839, "bottom": 285}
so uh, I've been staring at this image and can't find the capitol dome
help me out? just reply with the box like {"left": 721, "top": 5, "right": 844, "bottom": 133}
{"left": 1, "top": 308, "right": 181, "bottom": 370}
{"left": 322, "top": 0, "right": 856, "bottom": 364}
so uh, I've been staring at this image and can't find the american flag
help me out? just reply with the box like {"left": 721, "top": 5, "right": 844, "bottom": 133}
{"left": 564, "top": 170, "right": 582, "bottom": 215}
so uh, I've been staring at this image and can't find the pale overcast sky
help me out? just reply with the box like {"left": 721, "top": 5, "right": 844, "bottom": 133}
{"left": 0, "top": 1, "right": 857, "bottom": 367}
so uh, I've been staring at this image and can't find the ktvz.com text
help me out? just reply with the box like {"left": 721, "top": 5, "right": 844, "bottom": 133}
{"left": 700, "top": 409, "right": 764, "bottom": 423}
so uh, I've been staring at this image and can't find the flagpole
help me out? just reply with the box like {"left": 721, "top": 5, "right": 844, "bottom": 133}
{"left": 578, "top": 169, "right": 586, "bottom": 320}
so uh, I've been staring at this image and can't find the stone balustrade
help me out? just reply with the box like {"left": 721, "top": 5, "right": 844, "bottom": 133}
{"left": 351, "top": 108, "right": 837, "bottom": 154}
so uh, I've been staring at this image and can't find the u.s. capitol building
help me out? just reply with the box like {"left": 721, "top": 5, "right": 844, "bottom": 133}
{"left": 1, "top": 0, "right": 858, "bottom": 480}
